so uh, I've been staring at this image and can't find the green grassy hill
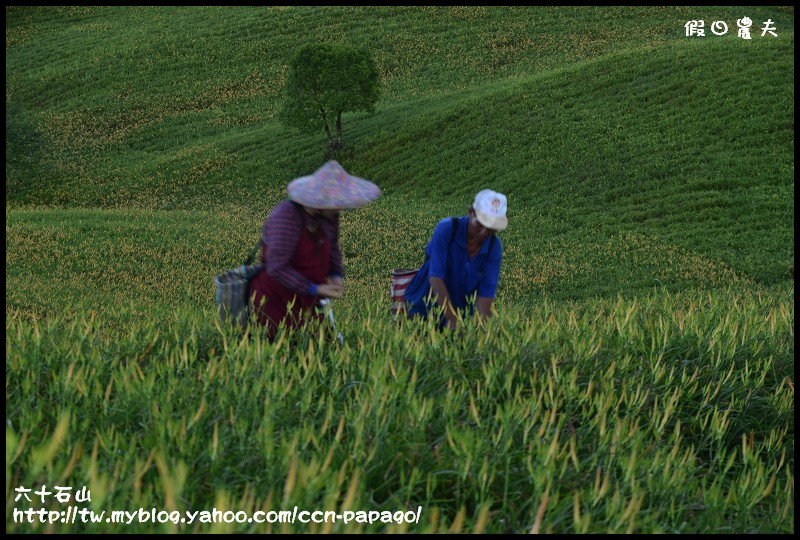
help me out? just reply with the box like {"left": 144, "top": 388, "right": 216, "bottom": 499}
{"left": 5, "top": 6, "right": 794, "bottom": 533}
{"left": 6, "top": 7, "right": 794, "bottom": 326}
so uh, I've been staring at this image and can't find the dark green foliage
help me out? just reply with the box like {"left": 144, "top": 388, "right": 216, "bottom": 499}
{"left": 281, "top": 43, "right": 381, "bottom": 158}
{"left": 6, "top": 104, "right": 46, "bottom": 200}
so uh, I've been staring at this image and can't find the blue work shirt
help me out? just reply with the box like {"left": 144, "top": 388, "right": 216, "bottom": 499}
{"left": 405, "top": 216, "right": 503, "bottom": 321}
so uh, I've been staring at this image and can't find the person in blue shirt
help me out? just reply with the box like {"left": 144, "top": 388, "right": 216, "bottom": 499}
{"left": 405, "top": 189, "right": 508, "bottom": 331}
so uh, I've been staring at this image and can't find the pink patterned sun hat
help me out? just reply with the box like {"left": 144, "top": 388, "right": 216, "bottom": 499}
{"left": 287, "top": 161, "right": 381, "bottom": 209}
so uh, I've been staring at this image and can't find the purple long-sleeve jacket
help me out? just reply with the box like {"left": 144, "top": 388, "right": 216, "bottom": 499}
{"left": 261, "top": 200, "right": 343, "bottom": 296}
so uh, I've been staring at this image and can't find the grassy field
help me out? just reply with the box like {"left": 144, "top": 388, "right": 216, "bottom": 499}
{"left": 6, "top": 6, "right": 794, "bottom": 533}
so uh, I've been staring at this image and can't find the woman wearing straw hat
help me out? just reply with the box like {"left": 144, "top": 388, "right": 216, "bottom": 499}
{"left": 250, "top": 160, "right": 380, "bottom": 340}
{"left": 404, "top": 189, "right": 507, "bottom": 331}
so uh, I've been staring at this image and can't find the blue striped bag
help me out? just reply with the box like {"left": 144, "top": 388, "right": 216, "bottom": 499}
{"left": 214, "top": 242, "right": 262, "bottom": 329}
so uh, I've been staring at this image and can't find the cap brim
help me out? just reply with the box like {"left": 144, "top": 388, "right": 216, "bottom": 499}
{"left": 475, "top": 210, "right": 508, "bottom": 231}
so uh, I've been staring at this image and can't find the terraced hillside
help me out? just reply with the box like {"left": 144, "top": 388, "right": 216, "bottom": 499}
{"left": 5, "top": 6, "right": 794, "bottom": 534}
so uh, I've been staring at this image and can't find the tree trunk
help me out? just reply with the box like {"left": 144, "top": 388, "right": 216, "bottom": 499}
{"left": 321, "top": 108, "right": 333, "bottom": 146}
{"left": 335, "top": 111, "right": 343, "bottom": 149}
{"left": 324, "top": 110, "right": 348, "bottom": 161}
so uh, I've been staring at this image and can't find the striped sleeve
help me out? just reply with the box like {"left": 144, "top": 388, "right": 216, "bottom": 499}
{"left": 263, "top": 200, "right": 315, "bottom": 295}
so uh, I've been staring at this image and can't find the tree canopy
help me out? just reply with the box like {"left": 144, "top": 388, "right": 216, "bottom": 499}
{"left": 281, "top": 43, "right": 381, "bottom": 157}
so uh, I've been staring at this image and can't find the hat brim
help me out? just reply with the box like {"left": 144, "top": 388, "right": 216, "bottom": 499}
{"left": 287, "top": 174, "right": 381, "bottom": 209}
{"left": 475, "top": 210, "right": 508, "bottom": 231}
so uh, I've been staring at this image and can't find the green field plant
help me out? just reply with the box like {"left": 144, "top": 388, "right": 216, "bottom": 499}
{"left": 5, "top": 6, "right": 794, "bottom": 533}
{"left": 6, "top": 286, "right": 794, "bottom": 533}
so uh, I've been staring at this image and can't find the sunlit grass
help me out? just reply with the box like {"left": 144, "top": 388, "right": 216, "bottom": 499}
{"left": 5, "top": 6, "right": 794, "bottom": 533}
{"left": 6, "top": 286, "right": 793, "bottom": 533}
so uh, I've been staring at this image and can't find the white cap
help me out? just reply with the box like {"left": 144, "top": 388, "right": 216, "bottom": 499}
{"left": 473, "top": 189, "right": 508, "bottom": 230}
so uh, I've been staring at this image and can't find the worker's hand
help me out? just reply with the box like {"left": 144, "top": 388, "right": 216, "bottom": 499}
{"left": 317, "top": 283, "right": 343, "bottom": 299}
{"left": 327, "top": 276, "right": 344, "bottom": 295}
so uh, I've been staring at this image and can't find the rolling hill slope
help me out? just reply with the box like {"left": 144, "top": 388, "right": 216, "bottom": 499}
{"left": 5, "top": 6, "right": 794, "bottom": 324}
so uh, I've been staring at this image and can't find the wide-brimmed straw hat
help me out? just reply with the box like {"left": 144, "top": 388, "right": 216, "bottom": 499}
{"left": 473, "top": 189, "right": 508, "bottom": 230}
{"left": 287, "top": 161, "right": 381, "bottom": 209}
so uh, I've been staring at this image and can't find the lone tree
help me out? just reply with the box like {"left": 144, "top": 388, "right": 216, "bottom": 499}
{"left": 281, "top": 43, "right": 381, "bottom": 159}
